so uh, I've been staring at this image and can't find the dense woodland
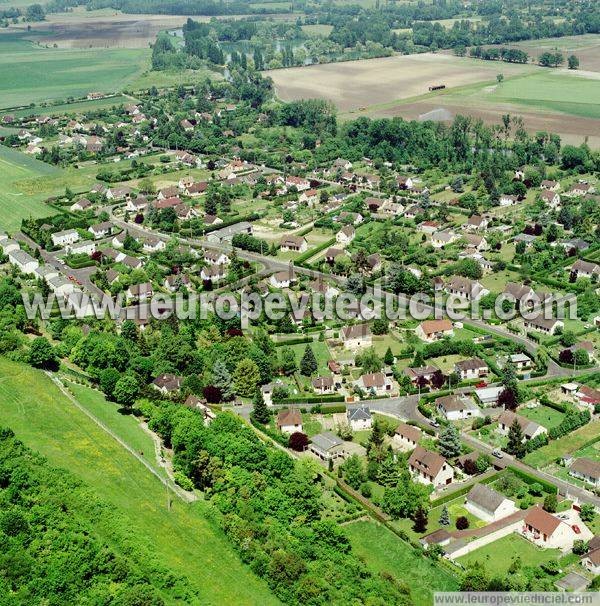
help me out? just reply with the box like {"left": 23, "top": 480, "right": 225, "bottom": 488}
{"left": 0, "top": 428, "right": 200, "bottom": 605}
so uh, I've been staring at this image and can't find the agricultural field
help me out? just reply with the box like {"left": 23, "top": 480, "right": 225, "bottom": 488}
{"left": 267, "top": 53, "right": 536, "bottom": 113}
{"left": 0, "top": 357, "right": 280, "bottom": 605}
{"left": 0, "top": 33, "right": 151, "bottom": 108}
{"left": 8, "top": 94, "right": 134, "bottom": 119}
{"left": 344, "top": 520, "right": 459, "bottom": 606}
{"left": 0, "top": 144, "right": 59, "bottom": 231}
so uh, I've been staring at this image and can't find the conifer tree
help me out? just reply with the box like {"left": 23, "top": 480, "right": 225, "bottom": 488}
{"left": 300, "top": 344, "right": 318, "bottom": 376}
{"left": 251, "top": 388, "right": 270, "bottom": 425}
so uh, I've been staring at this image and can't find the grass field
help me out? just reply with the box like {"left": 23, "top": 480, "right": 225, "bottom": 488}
{"left": 457, "top": 533, "right": 561, "bottom": 576}
{"left": 9, "top": 93, "right": 133, "bottom": 118}
{"left": 344, "top": 520, "right": 458, "bottom": 605}
{"left": 0, "top": 33, "right": 150, "bottom": 108}
{"left": 524, "top": 420, "right": 600, "bottom": 467}
{"left": 518, "top": 404, "right": 565, "bottom": 429}
{"left": 0, "top": 358, "right": 279, "bottom": 605}
{"left": 0, "top": 144, "right": 60, "bottom": 231}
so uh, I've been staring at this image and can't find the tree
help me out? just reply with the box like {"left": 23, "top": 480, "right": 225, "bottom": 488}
{"left": 113, "top": 374, "right": 138, "bottom": 408}
{"left": 383, "top": 346, "right": 394, "bottom": 366}
{"left": 279, "top": 346, "right": 297, "bottom": 375}
{"left": 572, "top": 539, "right": 588, "bottom": 555}
{"left": 212, "top": 359, "right": 234, "bottom": 401}
{"left": 567, "top": 55, "right": 579, "bottom": 70}
{"left": 299, "top": 344, "right": 317, "bottom": 376}
{"left": 543, "top": 493, "right": 557, "bottom": 513}
{"left": 580, "top": 503, "right": 595, "bottom": 523}
{"left": 439, "top": 505, "right": 450, "bottom": 526}
{"left": 498, "top": 387, "right": 518, "bottom": 411}
{"left": 341, "top": 455, "right": 365, "bottom": 490}
{"left": 99, "top": 367, "right": 121, "bottom": 400}
{"left": 456, "top": 516, "right": 469, "bottom": 530}
{"left": 288, "top": 432, "right": 309, "bottom": 451}
{"left": 506, "top": 419, "right": 526, "bottom": 458}
{"left": 496, "top": 73, "right": 504, "bottom": 83}
{"left": 251, "top": 388, "right": 270, "bottom": 425}
{"left": 233, "top": 358, "right": 261, "bottom": 397}
{"left": 28, "top": 337, "right": 58, "bottom": 370}
{"left": 412, "top": 506, "right": 428, "bottom": 533}
{"left": 438, "top": 424, "right": 461, "bottom": 458}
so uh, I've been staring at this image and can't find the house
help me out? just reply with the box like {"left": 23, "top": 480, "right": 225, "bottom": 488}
{"left": 8, "top": 249, "right": 39, "bottom": 274}
{"left": 396, "top": 176, "right": 414, "bottom": 190}
{"left": 0, "top": 238, "right": 20, "bottom": 254}
{"left": 51, "top": 229, "right": 79, "bottom": 247}
{"left": 143, "top": 237, "right": 166, "bottom": 254}
{"left": 203, "top": 214, "right": 223, "bottom": 227}
{"left": 504, "top": 282, "right": 534, "bottom": 302}
{"left": 581, "top": 543, "right": 600, "bottom": 575}
{"left": 356, "top": 372, "right": 392, "bottom": 397}
{"left": 126, "top": 282, "right": 154, "bottom": 303}
{"left": 408, "top": 446, "right": 454, "bottom": 487}
{"left": 183, "top": 395, "right": 216, "bottom": 426}
{"left": 366, "top": 253, "right": 382, "bottom": 273}
{"left": 336, "top": 225, "right": 355, "bottom": 245}
{"left": 420, "top": 529, "right": 452, "bottom": 549}
{"left": 465, "top": 484, "right": 516, "bottom": 522}
{"left": 522, "top": 506, "right": 574, "bottom": 549}
{"left": 540, "top": 190, "right": 561, "bottom": 208}
{"left": 285, "top": 176, "right": 310, "bottom": 191}
{"left": 201, "top": 264, "right": 227, "bottom": 283}
{"left": 204, "top": 250, "right": 230, "bottom": 266}
{"left": 393, "top": 423, "right": 422, "bottom": 450}
{"left": 497, "top": 411, "right": 547, "bottom": 441}
{"left": 431, "top": 230, "right": 458, "bottom": 248}
{"left": 567, "top": 183, "right": 594, "bottom": 197}
{"left": 324, "top": 247, "right": 346, "bottom": 263}
{"left": 276, "top": 409, "right": 303, "bottom": 435}
{"left": 555, "top": 572, "right": 590, "bottom": 593}
{"left": 309, "top": 432, "right": 345, "bottom": 461}
{"left": 186, "top": 182, "right": 208, "bottom": 197}
{"left": 153, "top": 196, "right": 182, "bottom": 210}
{"left": 121, "top": 255, "right": 143, "bottom": 270}
{"left": 505, "top": 353, "right": 533, "bottom": 371}
{"left": 568, "top": 458, "right": 600, "bottom": 487}
{"left": 270, "top": 269, "right": 296, "bottom": 289}
{"left": 106, "top": 187, "right": 132, "bottom": 201}
{"left": 152, "top": 373, "right": 182, "bottom": 394}
{"left": 125, "top": 196, "right": 148, "bottom": 213}
{"left": 164, "top": 274, "right": 190, "bottom": 292}
{"left": 70, "top": 198, "right": 92, "bottom": 212}
{"left": 475, "top": 386, "right": 504, "bottom": 407}
{"left": 206, "top": 222, "right": 253, "bottom": 244}
{"left": 523, "top": 315, "right": 563, "bottom": 335}
{"left": 280, "top": 235, "right": 308, "bottom": 253}
{"left": 499, "top": 194, "right": 519, "bottom": 206}
{"left": 69, "top": 240, "right": 96, "bottom": 255}
{"left": 309, "top": 278, "right": 338, "bottom": 298}
{"left": 346, "top": 405, "right": 373, "bottom": 430}
{"left": 436, "top": 394, "right": 481, "bottom": 420}
{"left": 34, "top": 265, "right": 59, "bottom": 282}
{"left": 158, "top": 187, "right": 180, "bottom": 201}
{"left": 312, "top": 376, "right": 335, "bottom": 395}
{"left": 559, "top": 238, "right": 589, "bottom": 254}
{"left": 88, "top": 221, "right": 113, "bottom": 240}
{"left": 299, "top": 188, "right": 319, "bottom": 205}
{"left": 341, "top": 324, "right": 372, "bottom": 349}
{"left": 576, "top": 385, "right": 600, "bottom": 409}
{"left": 541, "top": 180, "right": 560, "bottom": 191}
{"left": 464, "top": 234, "right": 488, "bottom": 251}
{"left": 365, "top": 197, "right": 384, "bottom": 213}
{"left": 47, "top": 275, "right": 75, "bottom": 297}
{"left": 404, "top": 365, "right": 439, "bottom": 386}
{"left": 455, "top": 358, "right": 489, "bottom": 380}
{"left": 445, "top": 276, "right": 488, "bottom": 301}
{"left": 419, "top": 220, "right": 440, "bottom": 234}
{"left": 415, "top": 319, "right": 454, "bottom": 342}
{"left": 464, "top": 215, "right": 489, "bottom": 231}
{"left": 338, "top": 211, "right": 363, "bottom": 225}
{"left": 571, "top": 260, "right": 600, "bottom": 280}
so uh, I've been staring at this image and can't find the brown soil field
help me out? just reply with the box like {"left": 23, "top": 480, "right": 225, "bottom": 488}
{"left": 267, "top": 53, "right": 535, "bottom": 112}
{"left": 9, "top": 10, "right": 297, "bottom": 49}
{"left": 363, "top": 99, "right": 600, "bottom": 148}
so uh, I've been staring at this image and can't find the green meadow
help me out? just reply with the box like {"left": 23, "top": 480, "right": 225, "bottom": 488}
{"left": 0, "top": 33, "right": 150, "bottom": 109}
{"left": 0, "top": 357, "right": 280, "bottom": 605}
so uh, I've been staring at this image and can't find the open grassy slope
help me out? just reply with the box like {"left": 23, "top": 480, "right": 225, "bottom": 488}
{"left": 0, "top": 358, "right": 280, "bottom": 606}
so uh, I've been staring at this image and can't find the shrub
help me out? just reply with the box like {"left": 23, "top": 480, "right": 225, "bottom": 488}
{"left": 455, "top": 516, "right": 469, "bottom": 530}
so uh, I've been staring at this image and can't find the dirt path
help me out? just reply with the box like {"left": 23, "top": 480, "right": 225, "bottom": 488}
{"left": 47, "top": 372, "right": 197, "bottom": 503}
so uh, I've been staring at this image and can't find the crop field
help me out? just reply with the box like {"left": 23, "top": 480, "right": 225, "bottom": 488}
{"left": 344, "top": 520, "right": 458, "bottom": 606}
{"left": 8, "top": 94, "right": 133, "bottom": 118}
{"left": 0, "top": 357, "right": 279, "bottom": 605}
{"left": 0, "top": 144, "right": 59, "bottom": 231}
{"left": 267, "top": 53, "right": 536, "bottom": 113}
{"left": 0, "top": 33, "right": 150, "bottom": 108}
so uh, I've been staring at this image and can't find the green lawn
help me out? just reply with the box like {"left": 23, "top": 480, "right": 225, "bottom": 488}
{"left": 0, "top": 358, "right": 279, "bottom": 606}
{"left": 288, "top": 340, "right": 331, "bottom": 375}
{"left": 524, "top": 421, "right": 600, "bottom": 467}
{"left": 344, "top": 520, "right": 458, "bottom": 605}
{"left": 457, "top": 533, "right": 561, "bottom": 576}
{"left": 518, "top": 405, "right": 565, "bottom": 429}
{"left": 0, "top": 33, "right": 150, "bottom": 108}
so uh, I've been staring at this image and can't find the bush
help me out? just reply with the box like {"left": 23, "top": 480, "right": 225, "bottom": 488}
{"left": 174, "top": 471, "right": 194, "bottom": 491}
{"left": 455, "top": 516, "right": 469, "bottom": 530}
{"left": 543, "top": 494, "right": 557, "bottom": 513}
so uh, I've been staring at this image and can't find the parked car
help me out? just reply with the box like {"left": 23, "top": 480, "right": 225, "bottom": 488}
{"left": 492, "top": 449, "right": 503, "bottom": 459}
